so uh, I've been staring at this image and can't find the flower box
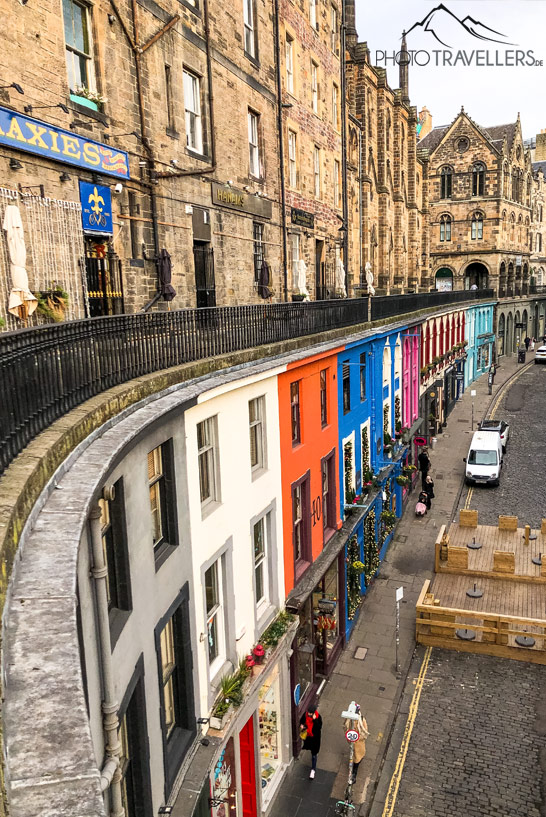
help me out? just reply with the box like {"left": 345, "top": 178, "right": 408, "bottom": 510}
{"left": 70, "top": 93, "right": 99, "bottom": 111}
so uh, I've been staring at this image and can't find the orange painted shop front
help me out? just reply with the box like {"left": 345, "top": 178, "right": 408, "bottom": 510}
{"left": 278, "top": 349, "right": 344, "bottom": 738}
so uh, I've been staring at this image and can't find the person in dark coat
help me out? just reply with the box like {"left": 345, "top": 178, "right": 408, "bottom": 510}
{"left": 299, "top": 706, "right": 322, "bottom": 779}
{"left": 418, "top": 447, "right": 430, "bottom": 488}
{"left": 423, "top": 475, "right": 435, "bottom": 509}
{"left": 524, "top": 336, "right": 531, "bottom": 350}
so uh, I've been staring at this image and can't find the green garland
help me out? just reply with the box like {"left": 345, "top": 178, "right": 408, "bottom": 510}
{"left": 394, "top": 394, "right": 401, "bottom": 428}
{"left": 344, "top": 440, "right": 353, "bottom": 499}
{"left": 383, "top": 403, "right": 390, "bottom": 437}
{"left": 361, "top": 426, "right": 370, "bottom": 472}
{"left": 346, "top": 535, "right": 362, "bottom": 620}
{"left": 363, "top": 509, "right": 379, "bottom": 584}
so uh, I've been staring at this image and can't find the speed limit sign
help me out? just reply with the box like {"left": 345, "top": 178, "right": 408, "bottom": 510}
{"left": 345, "top": 729, "right": 359, "bottom": 743}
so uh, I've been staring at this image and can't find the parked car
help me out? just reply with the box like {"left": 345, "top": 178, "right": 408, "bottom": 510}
{"left": 478, "top": 419, "right": 509, "bottom": 450}
{"left": 535, "top": 345, "right": 546, "bottom": 364}
{"left": 464, "top": 430, "right": 503, "bottom": 486}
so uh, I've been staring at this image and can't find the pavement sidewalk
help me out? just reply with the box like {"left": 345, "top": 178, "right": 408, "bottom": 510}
{"left": 269, "top": 354, "right": 523, "bottom": 817}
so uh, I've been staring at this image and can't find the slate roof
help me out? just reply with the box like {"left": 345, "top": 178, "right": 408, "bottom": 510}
{"left": 418, "top": 118, "right": 518, "bottom": 155}
{"left": 533, "top": 160, "right": 546, "bottom": 177}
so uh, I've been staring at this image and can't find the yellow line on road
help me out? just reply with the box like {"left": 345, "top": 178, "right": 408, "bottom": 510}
{"left": 381, "top": 647, "right": 432, "bottom": 817}
{"left": 464, "top": 486, "right": 473, "bottom": 509}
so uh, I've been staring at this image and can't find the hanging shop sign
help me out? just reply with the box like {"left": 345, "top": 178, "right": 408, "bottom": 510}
{"left": 291, "top": 207, "right": 315, "bottom": 229}
{"left": 0, "top": 105, "right": 130, "bottom": 179}
{"left": 211, "top": 182, "right": 272, "bottom": 218}
{"left": 79, "top": 181, "right": 113, "bottom": 235}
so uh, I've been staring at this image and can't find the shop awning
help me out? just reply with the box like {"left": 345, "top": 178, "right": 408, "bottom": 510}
{"left": 285, "top": 506, "right": 369, "bottom": 613}
{"left": 407, "top": 417, "right": 423, "bottom": 437}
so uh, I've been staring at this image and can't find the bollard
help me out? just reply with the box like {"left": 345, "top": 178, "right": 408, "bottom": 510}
{"left": 524, "top": 524, "right": 530, "bottom": 546}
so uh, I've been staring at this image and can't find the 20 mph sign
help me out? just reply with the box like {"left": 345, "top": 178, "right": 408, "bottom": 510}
{"left": 345, "top": 729, "right": 359, "bottom": 743}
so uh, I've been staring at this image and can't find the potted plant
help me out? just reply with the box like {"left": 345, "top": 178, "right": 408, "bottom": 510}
{"left": 252, "top": 643, "right": 265, "bottom": 664}
{"left": 395, "top": 475, "right": 410, "bottom": 487}
{"left": 71, "top": 85, "right": 107, "bottom": 111}
{"left": 380, "top": 509, "right": 397, "bottom": 528}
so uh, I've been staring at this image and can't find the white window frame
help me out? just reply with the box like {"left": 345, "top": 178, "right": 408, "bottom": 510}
{"left": 205, "top": 560, "right": 225, "bottom": 676}
{"left": 248, "top": 110, "right": 260, "bottom": 178}
{"left": 244, "top": 0, "right": 256, "bottom": 57}
{"left": 331, "top": 5, "right": 339, "bottom": 53}
{"left": 311, "top": 61, "right": 318, "bottom": 114}
{"left": 332, "top": 84, "right": 339, "bottom": 131}
{"left": 285, "top": 35, "right": 294, "bottom": 94}
{"left": 314, "top": 146, "right": 321, "bottom": 199}
{"left": 309, "top": 0, "right": 317, "bottom": 29}
{"left": 63, "top": 0, "right": 97, "bottom": 93}
{"left": 288, "top": 130, "right": 297, "bottom": 188}
{"left": 183, "top": 70, "right": 203, "bottom": 154}
{"left": 253, "top": 515, "right": 269, "bottom": 612}
{"left": 249, "top": 395, "right": 267, "bottom": 473}
{"left": 197, "top": 416, "right": 220, "bottom": 510}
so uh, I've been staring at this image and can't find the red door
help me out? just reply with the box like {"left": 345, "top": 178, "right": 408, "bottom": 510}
{"left": 239, "top": 715, "right": 257, "bottom": 817}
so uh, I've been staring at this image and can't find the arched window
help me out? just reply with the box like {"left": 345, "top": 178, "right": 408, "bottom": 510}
{"left": 503, "top": 163, "right": 509, "bottom": 196}
{"left": 386, "top": 112, "right": 391, "bottom": 152}
{"left": 511, "top": 169, "right": 518, "bottom": 202}
{"left": 527, "top": 175, "right": 532, "bottom": 206}
{"left": 501, "top": 210, "right": 507, "bottom": 233}
{"left": 472, "top": 162, "right": 485, "bottom": 196}
{"left": 510, "top": 213, "right": 515, "bottom": 241}
{"left": 440, "top": 214, "right": 452, "bottom": 242}
{"left": 440, "top": 166, "right": 452, "bottom": 199}
{"left": 471, "top": 212, "right": 483, "bottom": 240}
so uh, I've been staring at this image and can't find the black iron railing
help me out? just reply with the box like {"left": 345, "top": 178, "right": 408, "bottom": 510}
{"left": 0, "top": 290, "right": 494, "bottom": 473}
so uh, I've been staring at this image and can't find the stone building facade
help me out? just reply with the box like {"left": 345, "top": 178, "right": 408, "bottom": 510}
{"left": 419, "top": 110, "right": 533, "bottom": 295}
{"left": 531, "top": 162, "right": 546, "bottom": 288}
{"left": 345, "top": 30, "right": 428, "bottom": 295}
{"left": 278, "top": 0, "right": 348, "bottom": 300}
{"left": 0, "top": 0, "right": 284, "bottom": 329}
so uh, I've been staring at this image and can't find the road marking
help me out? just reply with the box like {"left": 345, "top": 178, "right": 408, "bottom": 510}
{"left": 381, "top": 647, "right": 432, "bottom": 817}
{"left": 464, "top": 486, "right": 473, "bottom": 509}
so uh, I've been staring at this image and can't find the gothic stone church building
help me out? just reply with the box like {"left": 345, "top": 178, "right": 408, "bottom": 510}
{"left": 419, "top": 109, "right": 532, "bottom": 295}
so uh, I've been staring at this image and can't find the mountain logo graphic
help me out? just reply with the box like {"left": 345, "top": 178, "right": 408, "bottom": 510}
{"left": 405, "top": 3, "right": 517, "bottom": 48}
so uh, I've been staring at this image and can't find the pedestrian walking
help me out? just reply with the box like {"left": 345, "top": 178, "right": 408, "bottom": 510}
{"left": 530, "top": 337, "right": 536, "bottom": 351}
{"left": 418, "top": 446, "right": 431, "bottom": 488}
{"left": 423, "top": 475, "right": 435, "bottom": 509}
{"left": 344, "top": 706, "right": 369, "bottom": 784}
{"left": 524, "top": 336, "right": 531, "bottom": 350}
{"left": 300, "top": 704, "right": 322, "bottom": 779}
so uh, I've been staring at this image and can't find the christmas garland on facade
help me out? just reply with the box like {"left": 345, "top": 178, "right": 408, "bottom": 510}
{"left": 361, "top": 425, "right": 370, "bottom": 472}
{"left": 394, "top": 394, "right": 401, "bottom": 428}
{"left": 383, "top": 403, "right": 390, "bottom": 437}
{"left": 346, "top": 535, "right": 362, "bottom": 620}
{"left": 344, "top": 440, "right": 353, "bottom": 500}
{"left": 363, "top": 509, "right": 379, "bottom": 584}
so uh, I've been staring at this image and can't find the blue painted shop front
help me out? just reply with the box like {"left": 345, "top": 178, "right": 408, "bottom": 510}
{"left": 465, "top": 303, "right": 495, "bottom": 387}
{"left": 337, "top": 328, "right": 409, "bottom": 638}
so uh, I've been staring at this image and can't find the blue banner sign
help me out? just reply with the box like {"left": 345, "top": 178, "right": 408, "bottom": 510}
{"left": 79, "top": 181, "right": 113, "bottom": 235}
{"left": 0, "top": 105, "right": 130, "bottom": 179}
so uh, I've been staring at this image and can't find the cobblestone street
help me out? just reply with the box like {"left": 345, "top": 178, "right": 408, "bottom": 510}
{"left": 458, "top": 363, "right": 546, "bottom": 527}
{"left": 386, "top": 649, "right": 546, "bottom": 817}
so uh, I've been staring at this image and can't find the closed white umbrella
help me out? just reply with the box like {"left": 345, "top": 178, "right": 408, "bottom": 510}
{"left": 3, "top": 204, "right": 37, "bottom": 320}
{"left": 335, "top": 256, "right": 347, "bottom": 297}
{"left": 296, "top": 259, "right": 310, "bottom": 299}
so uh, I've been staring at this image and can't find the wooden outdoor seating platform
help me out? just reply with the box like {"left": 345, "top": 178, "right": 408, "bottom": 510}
{"left": 416, "top": 512, "right": 546, "bottom": 664}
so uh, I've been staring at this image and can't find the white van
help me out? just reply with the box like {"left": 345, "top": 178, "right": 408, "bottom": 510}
{"left": 464, "top": 430, "right": 503, "bottom": 486}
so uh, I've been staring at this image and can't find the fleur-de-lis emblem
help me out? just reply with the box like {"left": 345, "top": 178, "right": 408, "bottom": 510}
{"left": 88, "top": 186, "right": 105, "bottom": 215}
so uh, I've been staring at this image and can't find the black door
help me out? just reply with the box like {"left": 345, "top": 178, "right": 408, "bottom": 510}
{"left": 193, "top": 242, "right": 216, "bottom": 308}
{"left": 315, "top": 240, "right": 325, "bottom": 300}
{"left": 85, "top": 250, "right": 124, "bottom": 317}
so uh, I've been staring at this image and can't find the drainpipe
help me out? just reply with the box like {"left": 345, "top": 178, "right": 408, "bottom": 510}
{"left": 154, "top": 0, "right": 217, "bottom": 179}
{"left": 273, "top": 0, "right": 289, "bottom": 301}
{"left": 340, "top": 0, "right": 349, "bottom": 294}
{"left": 89, "top": 505, "right": 124, "bottom": 817}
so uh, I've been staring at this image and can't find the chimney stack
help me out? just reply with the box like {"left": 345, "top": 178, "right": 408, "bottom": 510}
{"left": 537, "top": 130, "right": 546, "bottom": 161}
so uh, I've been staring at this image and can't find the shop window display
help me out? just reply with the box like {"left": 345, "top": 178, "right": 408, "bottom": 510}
{"left": 259, "top": 670, "right": 282, "bottom": 793}
{"left": 295, "top": 600, "right": 314, "bottom": 701}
